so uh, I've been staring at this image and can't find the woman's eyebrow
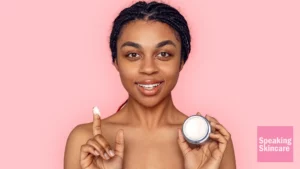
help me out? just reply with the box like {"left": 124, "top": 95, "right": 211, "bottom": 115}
{"left": 120, "top": 40, "right": 176, "bottom": 49}
{"left": 121, "top": 41, "right": 141, "bottom": 49}
{"left": 156, "top": 40, "right": 176, "bottom": 48}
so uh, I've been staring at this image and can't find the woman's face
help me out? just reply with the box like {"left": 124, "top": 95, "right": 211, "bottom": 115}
{"left": 115, "top": 20, "right": 183, "bottom": 107}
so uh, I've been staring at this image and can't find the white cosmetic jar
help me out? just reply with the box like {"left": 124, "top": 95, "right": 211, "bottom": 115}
{"left": 182, "top": 115, "right": 211, "bottom": 145}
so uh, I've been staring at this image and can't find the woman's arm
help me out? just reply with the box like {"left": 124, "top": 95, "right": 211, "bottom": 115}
{"left": 220, "top": 137, "right": 236, "bottom": 169}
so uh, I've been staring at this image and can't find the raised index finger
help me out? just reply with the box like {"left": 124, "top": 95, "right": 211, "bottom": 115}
{"left": 92, "top": 106, "right": 102, "bottom": 136}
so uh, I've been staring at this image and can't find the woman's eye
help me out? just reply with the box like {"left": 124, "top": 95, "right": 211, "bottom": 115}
{"left": 157, "top": 52, "right": 172, "bottom": 60}
{"left": 157, "top": 52, "right": 171, "bottom": 57}
{"left": 127, "top": 53, "right": 140, "bottom": 58}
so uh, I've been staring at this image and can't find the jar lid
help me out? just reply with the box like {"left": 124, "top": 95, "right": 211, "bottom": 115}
{"left": 182, "top": 115, "right": 211, "bottom": 144}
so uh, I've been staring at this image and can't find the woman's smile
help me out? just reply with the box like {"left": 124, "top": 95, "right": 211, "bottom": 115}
{"left": 135, "top": 80, "right": 165, "bottom": 96}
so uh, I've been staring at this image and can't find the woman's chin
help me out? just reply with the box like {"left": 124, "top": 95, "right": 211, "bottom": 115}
{"left": 133, "top": 94, "right": 171, "bottom": 108}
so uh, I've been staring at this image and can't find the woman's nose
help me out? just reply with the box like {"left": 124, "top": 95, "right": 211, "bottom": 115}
{"left": 139, "top": 57, "right": 159, "bottom": 75}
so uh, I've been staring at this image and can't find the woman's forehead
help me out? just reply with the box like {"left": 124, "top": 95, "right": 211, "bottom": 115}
{"left": 117, "top": 20, "right": 181, "bottom": 46}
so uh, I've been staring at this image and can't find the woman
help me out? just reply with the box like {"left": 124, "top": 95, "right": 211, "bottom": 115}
{"left": 64, "top": 1, "right": 236, "bottom": 169}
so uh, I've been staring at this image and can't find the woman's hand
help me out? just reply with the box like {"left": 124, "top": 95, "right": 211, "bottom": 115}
{"left": 80, "top": 107, "right": 125, "bottom": 169}
{"left": 177, "top": 112, "right": 231, "bottom": 169}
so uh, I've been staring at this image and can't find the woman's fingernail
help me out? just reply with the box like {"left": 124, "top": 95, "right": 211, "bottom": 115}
{"left": 104, "top": 153, "right": 110, "bottom": 159}
{"left": 109, "top": 150, "right": 115, "bottom": 156}
{"left": 93, "top": 106, "right": 101, "bottom": 116}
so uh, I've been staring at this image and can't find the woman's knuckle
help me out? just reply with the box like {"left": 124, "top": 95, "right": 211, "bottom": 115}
{"left": 104, "top": 144, "right": 111, "bottom": 150}
{"left": 94, "top": 126, "right": 101, "bottom": 131}
{"left": 95, "top": 134, "right": 103, "bottom": 139}
{"left": 99, "top": 146, "right": 105, "bottom": 151}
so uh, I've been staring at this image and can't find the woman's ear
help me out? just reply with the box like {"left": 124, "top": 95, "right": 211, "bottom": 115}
{"left": 179, "top": 61, "right": 184, "bottom": 71}
{"left": 113, "top": 59, "right": 120, "bottom": 72}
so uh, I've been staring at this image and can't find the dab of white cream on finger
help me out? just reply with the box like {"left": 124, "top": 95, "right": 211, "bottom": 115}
{"left": 93, "top": 106, "right": 101, "bottom": 116}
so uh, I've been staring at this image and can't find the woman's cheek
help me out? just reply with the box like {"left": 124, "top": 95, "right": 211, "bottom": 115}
{"left": 118, "top": 69, "right": 137, "bottom": 91}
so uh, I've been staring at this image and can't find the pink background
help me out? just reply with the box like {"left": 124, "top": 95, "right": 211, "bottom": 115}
{"left": 0, "top": 0, "right": 299, "bottom": 168}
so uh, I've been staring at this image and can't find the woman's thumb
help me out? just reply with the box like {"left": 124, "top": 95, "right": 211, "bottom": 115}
{"left": 114, "top": 129, "right": 125, "bottom": 158}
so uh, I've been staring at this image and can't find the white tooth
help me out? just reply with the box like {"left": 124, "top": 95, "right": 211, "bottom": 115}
{"left": 138, "top": 83, "right": 160, "bottom": 89}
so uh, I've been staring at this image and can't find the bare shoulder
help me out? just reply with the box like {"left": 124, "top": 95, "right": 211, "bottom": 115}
{"left": 175, "top": 111, "right": 189, "bottom": 124}
{"left": 65, "top": 114, "right": 118, "bottom": 146}
{"left": 64, "top": 117, "right": 115, "bottom": 155}
{"left": 63, "top": 122, "right": 93, "bottom": 169}
{"left": 67, "top": 122, "right": 93, "bottom": 144}
{"left": 220, "top": 129, "right": 236, "bottom": 169}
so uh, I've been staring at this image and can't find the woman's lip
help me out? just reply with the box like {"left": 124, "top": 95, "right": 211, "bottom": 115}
{"left": 136, "top": 81, "right": 164, "bottom": 96}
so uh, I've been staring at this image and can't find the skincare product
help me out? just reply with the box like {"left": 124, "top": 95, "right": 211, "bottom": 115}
{"left": 182, "top": 115, "right": 211, "bottom": 144}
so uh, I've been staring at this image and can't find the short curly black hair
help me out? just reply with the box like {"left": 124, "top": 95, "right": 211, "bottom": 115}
{"left": 109, "top": 1, "right": 191, "bottom": 63}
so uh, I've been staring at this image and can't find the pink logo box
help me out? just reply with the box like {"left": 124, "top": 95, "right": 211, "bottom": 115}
{"left": 257, "top": 126, "right": 293, "bottom": 162}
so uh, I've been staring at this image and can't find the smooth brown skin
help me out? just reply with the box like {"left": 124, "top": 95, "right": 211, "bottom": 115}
{"left": 64, "top": 20, "right": 236, "bottom": 169}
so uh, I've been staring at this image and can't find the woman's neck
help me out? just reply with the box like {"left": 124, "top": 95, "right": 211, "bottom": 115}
{"left": 120, "top": 95, "right": 179, "bottom": 129}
